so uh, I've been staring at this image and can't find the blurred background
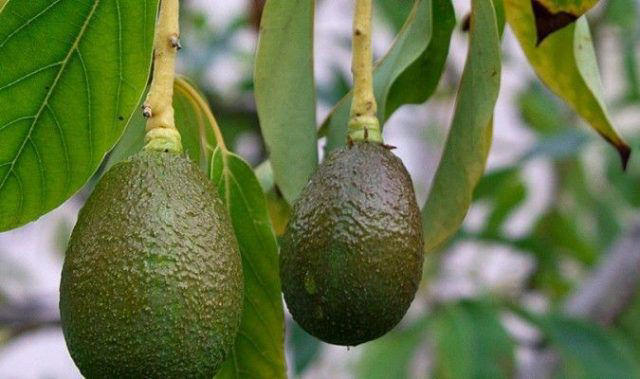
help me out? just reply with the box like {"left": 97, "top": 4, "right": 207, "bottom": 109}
{"left": 1, "top": 0, "right": 640, "bottom": 377}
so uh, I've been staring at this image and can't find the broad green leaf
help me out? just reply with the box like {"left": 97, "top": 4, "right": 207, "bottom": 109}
{"left": 356, "top": 318, "right": 428, "bottom": 379}
{"left": 434, "top": 301, "right": 515, "bottom": 378}
{"left": 320, "top": 0, "right": 434, "bottom": 153}
{"left": 535, "top": 314, "right": 640, "bottom": 378}
{"left": 254, "top": 0, "right": 317, "bottom": 205}
{"left": 106, "top": 78, "right": 219, "bottom": 173}
{"left": 0, "top": 0, "right": 158, "bottom": 231}
{"left": 536, "top": 0, "right": 598, "bottom": 16}
{"left": 421, "top": 0, "right": 501, "bottom": 253}
{"left": 384, "top": 0, "right": 456, "bottom": 119}
{"left": 211, "top": 147, "right": 286, "bottom": 379}
{"left": 505, "top": 0, "right": 631, "bottom": 168}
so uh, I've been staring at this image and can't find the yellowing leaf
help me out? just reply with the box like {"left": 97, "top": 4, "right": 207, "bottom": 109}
{"left": 506, "top": 0, "right": 631, "bottom": 167}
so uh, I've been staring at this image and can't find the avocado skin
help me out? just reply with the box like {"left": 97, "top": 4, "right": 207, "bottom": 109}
{"left": 60, "top": 150, "right": 243, "bottom": 378}
{"left": 281, "top": 142, "right": 424, "bottom": 346}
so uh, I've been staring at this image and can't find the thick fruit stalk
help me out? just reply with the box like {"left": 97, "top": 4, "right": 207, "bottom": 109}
{"left": 348, "top": 0, "right": 381, "bottom": 144}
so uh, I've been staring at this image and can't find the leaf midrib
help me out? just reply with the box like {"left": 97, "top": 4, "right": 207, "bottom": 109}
{"left": 0, "top": 0, "right": 101, "bottom": 211}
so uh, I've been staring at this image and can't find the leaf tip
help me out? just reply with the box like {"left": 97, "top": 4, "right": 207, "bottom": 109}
{"left": 531, "top": 0, "right": 578, "bottom": 45}
{"left": 619, "top": 144, "right": 632, "bottom": 171}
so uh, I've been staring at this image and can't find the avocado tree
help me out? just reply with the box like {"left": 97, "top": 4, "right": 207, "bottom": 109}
{"left": 1, "top": 0, "right": 639, "bottom": 377}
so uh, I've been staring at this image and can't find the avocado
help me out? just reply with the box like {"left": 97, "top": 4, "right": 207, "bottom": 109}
{"left": 280, "top": 142, "right": 424, "bottom": 346}
{"left": 60, "top": 150, "right": 243, "bottom": 378}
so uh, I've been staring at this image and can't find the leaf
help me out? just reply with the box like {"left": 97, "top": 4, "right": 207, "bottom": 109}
{"left": 356, "top": 318, "right": 428, "bottom": 379}
{"left": 535, "top": 314, "right": 640, "bottom": 378}
{"left": 107, "top": 77, "right": 219, "bottom": 173}
{"left": 211, "top": 147, "right": 286, "bottom": 379}
{"left": 530, "top": 0, "right": 601, "bottom": 43}
{"left": 384, "top": 0, "right": 456, "bottom": 119}
{"left": 421, "top": 0, "right": 501, "bottom": 253}
{"left": 254, "top": 0, "right": 318, "bottom": 205}
{"left": 505, "top": 0, "right": 631, "bottom": 168}
{"left": 0, "top": 0, "right": 158, "bottom": 231}
{"left": 535, "top": 0, "right": 599, "bottom": 15}
{"left": 320, "top": 0, "right": 435, "bottom": 153}
{"left": 433, "top": 300, "right": 515, "bottom": 379}
{"left": 289, "top": 321, "right": 321, "bottom": 376}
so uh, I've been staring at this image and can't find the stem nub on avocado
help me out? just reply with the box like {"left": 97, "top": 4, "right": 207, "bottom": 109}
{"left": 280, "top": 142, "right": 424, "bottom": 346}
{"left": 60, "top": 150, "right": 243, "bottom": 378}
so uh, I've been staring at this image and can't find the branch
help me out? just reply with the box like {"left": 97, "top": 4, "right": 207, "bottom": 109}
{"left": 0, "top": 297, "right": 60, "bottom": 340}
{"left": 563, "top": 220, "right": 640, "bottom": 324}
{"left": 518, "top": 219, "right": 640, "bottom": 378}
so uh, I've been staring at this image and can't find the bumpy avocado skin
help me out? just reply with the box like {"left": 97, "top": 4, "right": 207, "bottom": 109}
{"left": 60, "top": 151, "right": 243, "bottom": 378}
{"left": 281, "top": 142, "right": 424, "bottom": 346}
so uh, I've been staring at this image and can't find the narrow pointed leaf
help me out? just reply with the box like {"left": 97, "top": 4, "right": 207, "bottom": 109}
{"left": 320, "top": 0, "right": 435, "bottom": 153}
{"left": 254, "top": 0, "right": 317, "bottom": 204}
{"left": 422, "top": 0, "right": 501, "bottom": 253}
{"left": 384, "top": 0, "right": 455, "bottom": 119}
{"left": 211, "top": 147, "right": 286, "bottom": 379}
{"left": 0, "top": 0, "right": 158, "bottom": 231}
{"left": 505, "top": 0, "right": 631, "bottom": 167}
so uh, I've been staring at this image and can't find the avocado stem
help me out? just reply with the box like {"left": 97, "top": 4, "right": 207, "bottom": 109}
{"left": 348, "top": 0, "right": 382, "bottom": 144}
{"left": 143, "top": 0, "right": 183, "bottom": 154}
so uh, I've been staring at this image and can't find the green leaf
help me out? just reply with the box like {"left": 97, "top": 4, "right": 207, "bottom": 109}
{"left": 211, "top": 147, "right": 286, "bottom": 379}
{"left": 536, "top": 314, "right": 640, "bottom": 378}
{"left": 254, "top": 0, "right": 317, "bottom": 205}
{"left": 320, "top": 0, "right": 436, "bottom": 153}
{"left": 536, "top": 0, "right": 598, "bottom": 16}
{"left": 0, "top": 0, "right": 158, "bottom": 231}
{"left": 289, "top": 322, "right": 321, "bottom": 376}
{"left": 433, "top": 300, "right": 515, "bottom": 379}
{"left": 356, "top": 318, "right": 428, "bottom": 379}
{"left": 107, "top": 78, "right": 220, "bottom": 173}
{"left": 384, "top": 0, "right": 456, "bottom": 119}
{"left": 505, "top": 0, "right": 631, "bottom": 168}
{"left": 421, "top": 0, "right": 501, "bottom": 253}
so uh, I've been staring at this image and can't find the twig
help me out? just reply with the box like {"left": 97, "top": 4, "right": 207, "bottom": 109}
{"left": 143, "top": 0, "right": 182, "bottom": 153}
{"left": 348, "top": 0, "right": 381, "bottom": 144}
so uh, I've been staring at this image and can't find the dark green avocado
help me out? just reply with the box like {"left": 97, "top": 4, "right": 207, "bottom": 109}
{"left": 60, "top": 150, "right": 243, "bottom": 378}
{"left": 280, "top": 142, "right": 424, "bottom": 346}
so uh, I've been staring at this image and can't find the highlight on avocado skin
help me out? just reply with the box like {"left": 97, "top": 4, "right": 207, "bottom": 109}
{"left": 59, "top": 150, "right": 244, "bottom": 378}
{"left": 280, "top": 142, "right": 424, "bottom": 346}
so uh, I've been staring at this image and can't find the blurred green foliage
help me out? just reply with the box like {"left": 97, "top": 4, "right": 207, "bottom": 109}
{"left": 2, "top": 0, "right": 640, "bottom": 378}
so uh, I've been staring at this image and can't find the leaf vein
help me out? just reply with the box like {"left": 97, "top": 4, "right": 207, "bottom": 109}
{"left": 0, "top": 0, "right": 63, "bottom": 48}
{"left": 46, "top": 104, "right": 71, "bottom": 196}
{"left": 28, "top": 138, "right": 46, "bottom": 213}
{"left": 0, "top": 0, "right": 101, "bottom": 206}
{"left": 75, "top": 48, "right": 94, "bottom": 167}
{"left": 0, "top": 61, "right": 63, "bottom": 92}
{"left": 0, "top": 115, "right": 35, "bottom": 132}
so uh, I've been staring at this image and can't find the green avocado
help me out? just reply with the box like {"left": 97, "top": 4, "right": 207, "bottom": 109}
{"left": 60, "top": 150, "right": 243, "bottom": 378}
{"left": 280, "top": 142, "right": 424, "bottom": 346}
